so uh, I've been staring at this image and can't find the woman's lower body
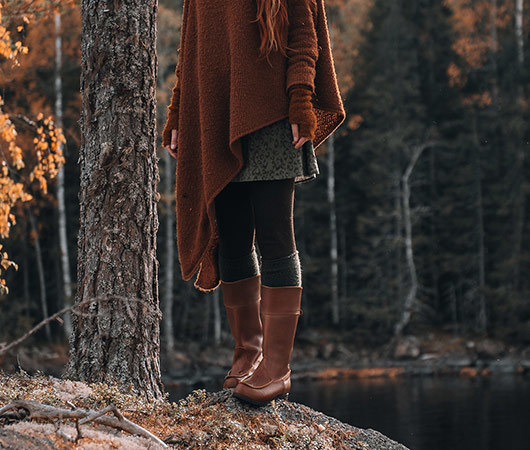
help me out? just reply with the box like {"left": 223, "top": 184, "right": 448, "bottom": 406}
{"left": 214, "top": 179, "right": 303, "bottom": 406}
{"left": 213, "top": 117, "right": 319, "bottom": 406}
{"left": 214, "top": 178, "right": 301, "bottom": 287}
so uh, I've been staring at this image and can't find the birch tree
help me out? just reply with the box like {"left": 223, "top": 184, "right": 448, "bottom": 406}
{"left": 54, "top": 7, "right": 73, "bottom": 338}
{"left": 394, "top": 140, "right": 435, "bottom": 337}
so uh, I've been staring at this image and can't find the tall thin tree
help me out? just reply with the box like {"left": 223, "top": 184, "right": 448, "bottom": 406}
{"left": 163, "top": 151, "right": 175, "bottom": 353}
{"left": 27, "top": 207, "right": 51, "bottom": 341}
{"left": 54, "top": 7, "right": 73, "bottom": 338}
{"left": 513, "top": 0, "right": 526, "bottom": 290}
{"left": 394, "top": 141, "right": 433, "bottom": 336}
{"left": 327, "top": 22, "right": 340, "bottom": 326}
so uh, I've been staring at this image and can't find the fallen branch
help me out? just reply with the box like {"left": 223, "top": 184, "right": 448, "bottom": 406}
{"left": 0, "top": 399, "right": 168, "bottom": 448}
{"left": 0, "top": 295, "right": 148, "bottom": 356}
{"left": 0, "top": 306, "right": 73, "bottom": 356}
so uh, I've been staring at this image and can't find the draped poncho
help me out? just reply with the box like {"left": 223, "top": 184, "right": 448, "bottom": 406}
{"left": 167, "top": 0, "right": 346, "bottom": 292}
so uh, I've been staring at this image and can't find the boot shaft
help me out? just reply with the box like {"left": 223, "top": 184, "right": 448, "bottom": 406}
{"left": 220, "top": 274, "right": 263, "bottom": 375}
{"left": 260, "top": 285, "right": 302, "bottom": 378}
{"left": 221, "top": 274, "right": 263, "bottom": 352}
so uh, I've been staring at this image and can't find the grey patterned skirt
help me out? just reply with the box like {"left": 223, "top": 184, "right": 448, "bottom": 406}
{"left": 230, "top": 117, "right": 320, "bottom": 185}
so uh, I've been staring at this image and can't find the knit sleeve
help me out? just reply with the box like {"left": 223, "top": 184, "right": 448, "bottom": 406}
{"left": 285, "top": 0, "right": 319, "bottom": 96}
{"left": 169, "top": 52, "right": 182, "bottom": 114}
{"left": 161, "top": 50, "right": 182, "bottom": 148}
{"left": 162, "top": 0, "right": 189, "bottom": 148}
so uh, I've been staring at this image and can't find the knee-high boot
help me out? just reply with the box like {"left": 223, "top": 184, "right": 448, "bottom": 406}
{"left": 220, "top": 274, "right": 264, "bottom": 388}
{"left": 233, "top": 284, "right": 302, "bottom": 405}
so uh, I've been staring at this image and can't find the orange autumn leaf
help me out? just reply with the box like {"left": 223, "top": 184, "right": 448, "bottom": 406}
{"left": 0, "top": 2, "right": 67, "bottom": 295}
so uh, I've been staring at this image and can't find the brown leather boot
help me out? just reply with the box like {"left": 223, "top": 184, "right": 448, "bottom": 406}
{"left": 233, "top": 284, "right": 302, "bottom": 405}
{"left": 220, "top": 274, "right": 264, "bottom": 389}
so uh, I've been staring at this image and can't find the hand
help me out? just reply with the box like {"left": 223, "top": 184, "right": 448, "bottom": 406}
{"left": 165, "top": 129, "right": 178, "bottom": 159}
{"left": 288, "top": 85, "right": 317, "bottom": 149}
{"left": 291, "top": 123, "right": 311, "bottom": 149}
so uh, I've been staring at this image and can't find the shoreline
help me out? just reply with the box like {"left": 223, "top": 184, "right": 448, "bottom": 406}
{"left": 162, "top": 357, "right": 530, "bottom": 391}
{"left": 2, "top": 330, "right": 530, "bottom": 388}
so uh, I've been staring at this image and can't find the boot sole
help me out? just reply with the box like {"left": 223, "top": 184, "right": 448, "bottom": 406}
{"left": 233, "top": 391, "right": 289, "bottom": 407}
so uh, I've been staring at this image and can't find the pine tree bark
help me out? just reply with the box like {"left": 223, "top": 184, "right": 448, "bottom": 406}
{"left": 65, "top": 0, "right": 163, "bottom": 400}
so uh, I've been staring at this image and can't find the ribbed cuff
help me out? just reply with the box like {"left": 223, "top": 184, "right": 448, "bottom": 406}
{"left": 161, "top": 111, "right": 179, "bottom": 148}
{"left": 261, "top": 250, "right": 302, "bottom": 287}
{"left": 288, "top": 87, "right": 317, "bottom": 141}
{"left": 218, "top": 246, "right": 260, "bottom": 282}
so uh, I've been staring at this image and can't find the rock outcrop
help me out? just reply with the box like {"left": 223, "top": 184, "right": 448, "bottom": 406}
{"left": 0, "top": 372, "right": 409, "bottom": 449}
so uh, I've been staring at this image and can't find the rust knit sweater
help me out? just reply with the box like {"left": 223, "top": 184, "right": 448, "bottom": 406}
{"left": 162, "top": 0, "right": 346, "bottom": 292}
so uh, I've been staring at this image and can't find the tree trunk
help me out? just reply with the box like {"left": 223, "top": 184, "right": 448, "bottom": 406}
{"left": 163, "top": 151, "right": 175, "bottom": 352}
{"left": 179, "top": 284, "right": 191, "bottom": 339}
{"left": 327, "top": 132, "right": 340, "bottom": 326}
{"left": 489, "top": 0, "right": 499, "bottom": 106}
{"left": 394, "top": 142, "right": 429, "bottom": 337}
{"left": 428, "top": 145, "right": 440, "bottom": 314}
{"left": 54, "top": 9, "right": 73, "bottom": 338}
{"left": 27, "top": 207, "right": 51, "bottom": 341}
{"left": 212, "top": 290, "right": 221, "bottom": 345}
{"left": 339, "top": 217, "right": 348, "bottom": 310}
{"left": 202, "top": 294, "right": 211, "bottom": 343}
{"left": 22, "top": 230, "right": 31, "bottom": 318}
{"left": 450, "top": 282, "right": 458, "bottom": 336}
{"left": 471, "top": 111, "right": 487, "bottom": 334}
{"left": 513, "top": 0, "right": 526, "bottom": 290}
{"left": 515, "top": 0, "right": 524, "bottom": 68}
{"left": 327, "top": 23, "right": 340, "bottom": 326}
{"left": 394, "top": 165, "right": 403, "bottom": 312}
{"left": 65, "top": 0, "right": 163, "bottom": 400}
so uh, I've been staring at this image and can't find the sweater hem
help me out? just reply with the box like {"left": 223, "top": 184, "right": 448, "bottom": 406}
{"left": 182, "top": 106, "right": 344, "bottom": 291}
{"left": 183, "top": 111, "right": 293, "bottom": 292}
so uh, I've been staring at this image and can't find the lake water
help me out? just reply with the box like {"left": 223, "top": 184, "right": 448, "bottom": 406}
{"left": 165, "top": 374, "right": 530, "bottom": 450}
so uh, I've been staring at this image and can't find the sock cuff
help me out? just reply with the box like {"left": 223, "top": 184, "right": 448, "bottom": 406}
{"left": 261, "top": 250, "right": 301, "bottom": 287}
{"left": 261, "top": 250, "right": 299, "bottom": 263}
{"left": 218, "top": 245, "right": 260, "bottom": 282}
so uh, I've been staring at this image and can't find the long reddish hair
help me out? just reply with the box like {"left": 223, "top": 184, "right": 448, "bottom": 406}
{"left": 252, "top": 0, "right": 290, "bottom": 63}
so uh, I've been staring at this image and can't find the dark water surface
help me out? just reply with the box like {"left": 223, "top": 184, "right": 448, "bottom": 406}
{"left": 165, "top": 374, "right": 530, "bottom": 450}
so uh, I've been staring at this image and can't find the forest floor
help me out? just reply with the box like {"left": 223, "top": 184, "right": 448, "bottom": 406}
{"left": 0, "top": 372, "right": 409, "bottom": 449}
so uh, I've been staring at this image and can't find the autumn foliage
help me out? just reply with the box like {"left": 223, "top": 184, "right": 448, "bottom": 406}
{"left": 0, "top": 1, "right": 66, "bottom": 294}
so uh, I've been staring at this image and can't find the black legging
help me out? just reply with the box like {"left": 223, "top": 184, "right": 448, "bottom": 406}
{"left": 214, "top": 178, "right": 297, "bottom": 260}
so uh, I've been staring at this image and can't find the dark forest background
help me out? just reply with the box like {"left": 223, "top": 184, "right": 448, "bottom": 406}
{"left": 1, "top": 0, "right": 529, "bottom": 354}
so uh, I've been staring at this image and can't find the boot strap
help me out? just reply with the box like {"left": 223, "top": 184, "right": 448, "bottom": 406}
{"left": 240, "top": 366, "right": 291, "bottom": 389}
{"left": 224, "top": 298, "right": 260, "bottom": 310}
{"left": 225, "top": 353, "right": 263, "bottom": 379}
{"left": 262, "top": 310, "right": 302, "bottom": 316}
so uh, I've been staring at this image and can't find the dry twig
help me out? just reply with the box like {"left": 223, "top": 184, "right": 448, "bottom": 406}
{"left": 0, "top": 399, "right": 168, "bottom": 448}
{"left": 0, "top": 295, "right": 148, "bottom": 356}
